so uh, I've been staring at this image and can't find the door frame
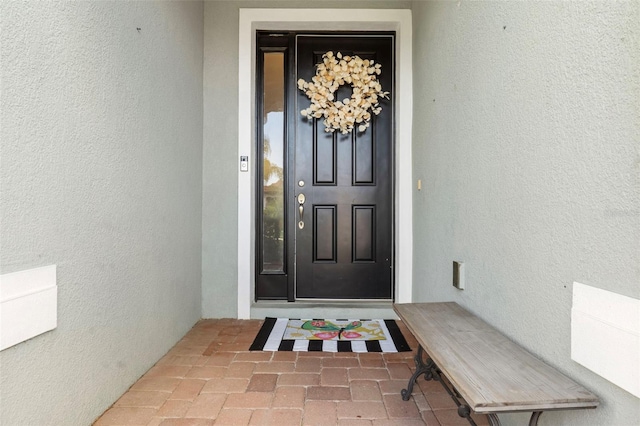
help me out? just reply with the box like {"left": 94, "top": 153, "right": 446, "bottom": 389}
{"left": 238, "top": 8, "right": 413, "bottom": 319}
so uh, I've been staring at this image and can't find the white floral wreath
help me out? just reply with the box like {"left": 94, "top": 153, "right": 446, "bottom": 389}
{"left": 297, "top": 51, "right": 389, "bottom": 134}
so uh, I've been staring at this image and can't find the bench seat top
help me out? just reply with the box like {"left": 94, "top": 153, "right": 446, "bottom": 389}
{"left": 394, "top": 302, "right": 599, "bottom": 413}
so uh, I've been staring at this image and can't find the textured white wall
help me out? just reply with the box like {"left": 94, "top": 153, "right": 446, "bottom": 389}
{"left": 412, "top": 1, "right": 639, "bottom": 425}
{"left": 202, "top": 0, "right": 411, "bottom": 318}
{"left": 0, "top": 1, "right": 204, "bottom": 424}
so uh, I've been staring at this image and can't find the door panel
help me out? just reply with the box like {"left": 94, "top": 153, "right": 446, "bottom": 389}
{"left": 295, "top": 35, "right": 394, "bottom": 300}
{"left": 314, "top": 122, "right": 337, "bottom": 185}
{"left": 354, "top": 131, "right": 375, "bottom": 184}
{"left": 313, "top": 205, "right": 337, "bottom": 262}
{"left": 353, "top": 205, "right": 375, "bottom": 262}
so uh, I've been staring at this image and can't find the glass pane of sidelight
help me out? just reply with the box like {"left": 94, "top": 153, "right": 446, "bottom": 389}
{"left": 261, "top": 52, "right": 285, "bottom": 272}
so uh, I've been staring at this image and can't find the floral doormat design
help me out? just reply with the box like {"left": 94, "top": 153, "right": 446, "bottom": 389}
{"left": 283, "top": 319, "right": 386, "bottom": 341}
{"left": 249, "top": 318, "right": 411, "bottom": 353}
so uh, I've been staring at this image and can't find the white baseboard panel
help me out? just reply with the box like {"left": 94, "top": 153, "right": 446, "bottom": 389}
{"left": 571, "top": 282, "right": 639, "bottom": 398}
{"left": 0, "top": 265, "right": 57, "bottom": 351}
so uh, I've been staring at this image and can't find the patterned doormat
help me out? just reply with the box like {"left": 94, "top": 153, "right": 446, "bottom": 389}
{"left": 249, "top": 318, "right": 411, "bottom": 353}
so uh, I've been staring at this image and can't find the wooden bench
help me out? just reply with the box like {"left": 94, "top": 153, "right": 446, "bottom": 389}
{"left": 394, "top": 302, "right": 599, "bottom": 426}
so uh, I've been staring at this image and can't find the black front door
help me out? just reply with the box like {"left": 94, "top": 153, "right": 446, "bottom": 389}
{"left": 255, "top": 33, "right": 394, "bottom": 301}
{"left": 294, "top": 35, "right": 394, "bottom": 299}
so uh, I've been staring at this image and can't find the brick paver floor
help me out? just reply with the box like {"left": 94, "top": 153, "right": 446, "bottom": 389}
{"left": 94, "top": 319, "right": 490, "bottom": 425}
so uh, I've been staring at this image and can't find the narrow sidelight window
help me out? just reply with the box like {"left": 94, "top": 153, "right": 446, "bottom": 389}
{"left": 260, "top": 51, "right": 285, "bottom": 273}
{"left": 256, "top": 33, "right": 294, "bottom": 300}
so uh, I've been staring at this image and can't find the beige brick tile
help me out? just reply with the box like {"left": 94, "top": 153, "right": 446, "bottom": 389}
{"left": 420, "top": 410, "right": 441, "bottom": 426}
{"left": 223, "top": 392, "right": 272, "bottom": 409}
{"left": 381, "top": 352, "right": 413, "bottom": 363}
{"left": 157, "top": 419, "right": 215, "bottom": 426}
{"left": 131, "top": 377, "right": 182, "bottom": 393}
{"left": 234, "top": 352, "right": 272, "bottom": 362}
{"left": 207, "top": 319, "right": 241, "bottom": 327}
{"left": 336, "top": 401, "right": 388, "bottom": 420}
{"left": 211, "top": 334, "right": 236, "bottom": 344}
{"left": 173, "top": 340, "right": 207, "bottom": 348}
{"left": 302, "top": 400, "right": 337, "bottom": 425}
{"left": 249, "top": 409, "right": 302, "bottom": 425}
{"left": 145, "top": 365, "right": 192, "bottom": 378}
{"left": 377, "top": 380, "right": 408, "bottom": 396}
{"left": 278, "top": 373, "right": 320, "bottom": 386}
{"left": 98, "top": 320, "right": 450, "bottom": 426}
{"left": 225, "top": 362, "right": 256, "bottom": 378}
{"left": 187, "top": 334, "right": 216, "bottom": 342}
{"left": 213, "top": 408, "right": 253, "bottom": 425}
{"left": 204, "top": 352, "right": 236, "bottom": 367}
{"left": 115, "top": 391, "right": 170, "bottom": 409}
{"left": 157, "top": 355, "right": 209, "bottom": 367}
{"left": 169, "top": 379, "right": 206, "bottom": 401}
{"left": 202, "top": 342, "right": 223, "bottom": 355}
{"left": 156, "top": 399, "right": 191, "bottom": 418}
{"left": 168, "top": 346, "right": 210, "bottom": 357}
{"left": 298, "top": 351, "right": 333, "bottom": 358}
{"left": 161, "top": 349, "right": 195, "bottom": 359}
{"left": 357, "top": 354, "right": 385, "bottom": 368}
{"left": 382, "top": 394, "right": 421, "bottom": 418}
{"left": 372, "top": 419, "right": 428, "bottom": 426}
{"left": 323, "top": 357, "right": 360, "bottom": 368}
{"left": 234, "top": 333, "right": 259, "bottom": 344}
{"left": 385, "top": 363, "right": 412, "bottom": 380}
{"left": 240, "top": 319, "right": 264, "bottom": 330}
{"left": 201, "top": 377, "right": 248, "bottom": 394}
{"left": 321, "top": 368, "right": 349, "bottom": 386}
{"left": 295, "top": 357, "right": 322, "bottom": 373}
{"left": 334, "top": 352, "right": 357, "bottom": 358}
{"left": 184, "top": 393, "right": 226, "bottom": 419}
{"left": 94, "top": 407, "right": 157, "bottom": 425}
{"left": 307, "top": 386, "right": 351, "bottom": 401}
{"left": 411, "top": 393, "right": 432, "bottom": 411}
{"left": 348, "top": 368, "right": 390, "bottom": 381}
{"left": 217, "top": 342, "right": 249, "bottom": 352}
{"left": 272, "top": 386, "right": 306, "bottom": 409}
{"left": 432, "top": 409, "right": 469, "bottom": 425}
{"left": 219, "top": 326, "right": 242, "bottom": 336}
{"left": 337, "top": 420, "right": 373, "bottom": 426}
{"left": 424, "top": 392, "right": 457, "bottom": 410}
{"left": 417, "top": 377, "right": 448, "bottom": 394}
{"left": 272, "top": 351, "right": 298, "bottom": 362}
{"left": 247, "top": 373, "right": 278, "bottom": 392}
{"left": 186, "top": 366, "right": 226, "bottom": 379}
{"left": 254, "top": 361, "right": 295, "bottom": 373}
{"left": 349, "top": 380, "right": 382, "bottom": 401}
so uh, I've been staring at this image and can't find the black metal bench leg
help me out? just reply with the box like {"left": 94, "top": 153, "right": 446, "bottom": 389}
{"left": 401, "top": 345, "right": 434, "bottom": 401}
{"left": 486, "top": 410, "right": 541, "bottom": 426}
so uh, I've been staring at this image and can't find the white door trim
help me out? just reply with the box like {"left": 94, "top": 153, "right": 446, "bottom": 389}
{"left": 237, "top": 8, "right": 413, "bottom": 319}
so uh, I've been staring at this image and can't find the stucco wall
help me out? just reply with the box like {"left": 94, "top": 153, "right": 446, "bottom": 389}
{"left": 0, "top": 1, "right": 204, "bottom": 424}
{"left": 202, "top": 0, "right": 411, "bottom": 318}
{"left": 412, "top": 1, "right": 639, "bottom": 425}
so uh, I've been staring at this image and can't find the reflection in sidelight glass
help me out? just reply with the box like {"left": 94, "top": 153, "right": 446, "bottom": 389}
{"left": 261, "top": 52, "right": 285, "bottom": 272}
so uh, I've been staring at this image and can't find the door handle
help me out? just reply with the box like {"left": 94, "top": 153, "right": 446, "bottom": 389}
{"left": 297, "top": 193, "right": 306, "bottom": 229}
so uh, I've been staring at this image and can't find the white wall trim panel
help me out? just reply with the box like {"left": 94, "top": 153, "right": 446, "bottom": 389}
{"left": 0, "top": 265, "right": 57, "bottom": 351}
{"left": 238, "top": 8, "right": 413, "bottom": 319}
{"left": 571, "top": 282, "right": 640, "bottom": 398}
